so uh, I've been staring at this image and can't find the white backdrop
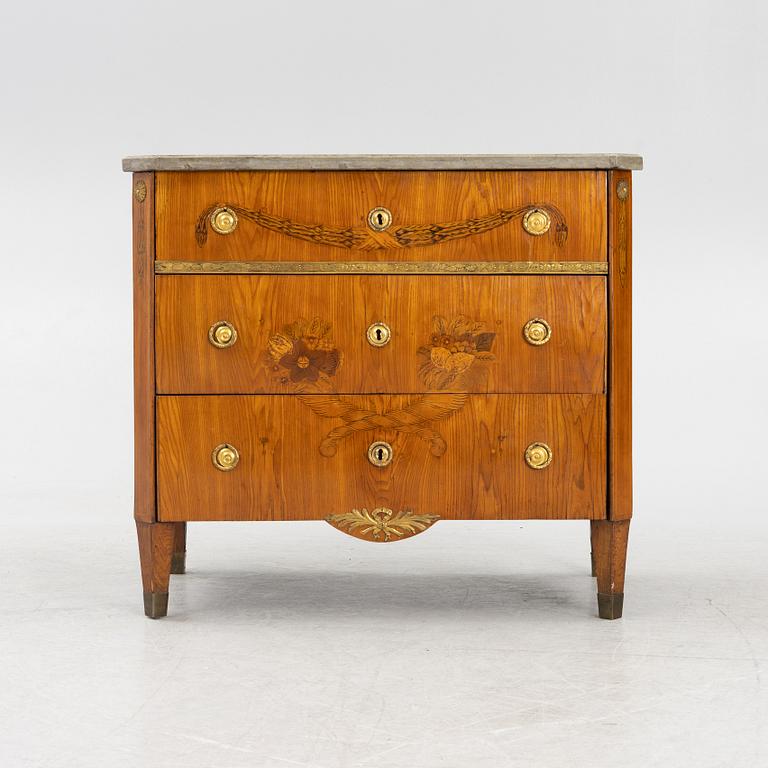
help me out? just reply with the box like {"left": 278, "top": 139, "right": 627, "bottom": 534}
{"left": 1, "top": 0, "right": 766, "bottom": 525}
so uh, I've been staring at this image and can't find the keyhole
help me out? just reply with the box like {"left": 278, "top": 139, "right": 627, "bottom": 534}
{"left": 375, "top": 328, "right": 382, "bottom": 341}
{"left": 376, "top": 212, "right": 384, "bottom": 226}
{"left": 377, "top": 448, "right": 384, "bottom": 461}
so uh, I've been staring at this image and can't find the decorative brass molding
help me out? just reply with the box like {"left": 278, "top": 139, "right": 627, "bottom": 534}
{"left": 134, "top": 180, "right": 147, "bottom": 203}
{"left": 155, "top": 260, "right": 607, "bottom": 275}
{"left": 327, "top": 507, "right": 440, "bottom": 542}
{"left": 418, "top": 315, "right": 496, "bottom": 390}
{"left": 299, "top": 393, "right": 467, "bottom": 457}
{"left": 195, "top": 202, "right": 568, "bottom": 250}
{"left": 614, "top": 179, "right": 630, "bottom": 287}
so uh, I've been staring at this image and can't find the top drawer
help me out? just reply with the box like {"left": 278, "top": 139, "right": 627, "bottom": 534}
{"left": 155, "top": 171, "right": 606, "bottom": 264}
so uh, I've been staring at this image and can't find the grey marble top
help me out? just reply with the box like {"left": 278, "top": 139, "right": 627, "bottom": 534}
{"left": 122, "top": 154, "right": 643, "bottom": 172}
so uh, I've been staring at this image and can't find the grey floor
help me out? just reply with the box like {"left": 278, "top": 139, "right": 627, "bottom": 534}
{"left": 1, "top": 512, "right": 766, "bottom": 768}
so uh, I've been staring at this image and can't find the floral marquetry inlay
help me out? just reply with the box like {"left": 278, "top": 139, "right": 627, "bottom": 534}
{"left": 264, "top": 317, "right": 342, "bottom": 393}
{"left": 417, "top": 315, "right": 497, "bottom": 390}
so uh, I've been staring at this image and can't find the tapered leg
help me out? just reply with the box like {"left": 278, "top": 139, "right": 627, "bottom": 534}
{"left": 589, "top": 521, "right": 598, "bottom": 577}
{"left": 136, "top": 521, "right": 175, "bottom": 618}
{"left": 590, "top": 520, "right": 630, "bottom": 619}
{"left": 170, "top": 522, "right": 187, "bottom": 575}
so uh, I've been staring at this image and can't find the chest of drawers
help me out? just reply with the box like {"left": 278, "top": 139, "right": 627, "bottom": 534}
{"left": 124, "top": 154, "right": 641, "bottom": 620}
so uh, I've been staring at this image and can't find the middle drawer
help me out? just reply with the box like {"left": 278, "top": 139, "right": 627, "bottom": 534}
{"left": 155, "top": 275, "right": 606, "bottom": 394}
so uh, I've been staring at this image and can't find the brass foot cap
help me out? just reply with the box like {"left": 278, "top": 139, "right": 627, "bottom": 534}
{"left": 143, "top": 592, "right": 169, "bottom": 619}
{"left": 170, "top": 552, "right": 186, "bottom": 575}
{"left": 597, "top": 592, "right": 624, "bottom": 620}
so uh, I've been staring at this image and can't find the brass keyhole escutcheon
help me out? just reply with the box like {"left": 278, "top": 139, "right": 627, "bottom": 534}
{"left": 212, "top": 443, "right": 240, "bottom": 471}
{"left": 522, "top": 208, "right": 551, "bottom": 236}
{"left": 523, "top": 318, "right": 552, "bottom": 346}
{"left": 208, "top": 320, "right": 238, "bottom": 348}
{"left": 524, "top": 442, "right": 553, "bottom": 470}
{"left": 368, "top": 441, "right": 393, "bottom": 467}
{"left": 210, "top": 206, "right": 239, "bottom": 235}
{"left": 367, "top": 206, "right": 392, "bottom": 232}
{"left": 366, "top": 322, "right": 391, "bottom": 347}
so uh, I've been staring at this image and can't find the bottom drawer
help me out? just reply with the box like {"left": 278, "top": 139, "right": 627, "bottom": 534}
{"left": 157, "top": 394, "right": 605, "bottom": 523}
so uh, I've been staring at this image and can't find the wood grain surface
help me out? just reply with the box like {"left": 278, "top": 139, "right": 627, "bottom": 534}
{"left": 591, "top": 519, "right": 630, "bottom": 618}
{"left": 155, "top": 171, "right": 606, "bottom": 263}
{"left": 608, "top": 171, "right": 632, "bottom": 520}
{"left": 132, "top": 172, "right": 156, "bottom": 523}
{"left": 136, "top": 521, "right": 174, "bottom": 591}
{"left": 155, "top": 275, "right": 606, "bottom": 395}
{"left": 156, "top": 394, "right": 606, "bottom": 522}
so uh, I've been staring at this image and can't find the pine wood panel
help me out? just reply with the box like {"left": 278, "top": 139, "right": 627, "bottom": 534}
{"left": 155, "top": 275, "right": 606, "bottom": 394}
{"left": 155, "top": 171, "right": 606, "bottom": 263}
{"left": 132, "top": 173, "right": 156, "bottom": 523}
{"left": 608, "top": 171, "right": 632, "bottom": 520}
{"left": 157, "top": 394, "right": 606, "bottom": 522}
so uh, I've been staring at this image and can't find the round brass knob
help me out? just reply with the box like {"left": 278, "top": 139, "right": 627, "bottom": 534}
{"left": 367, "top": 441, "right": 393, "bottom": 467}
{"left": 522, "top": 208, "right": 551, "bottom": 236}
{"left": 210, "top": 206, "right": 239, "bottom": 235}
{"left": 208, "top": 320, "right": 237, "bottom": 348}
{"left": 366, "top": 322, "right": 391, "bottom": 347}
{"left": 525, "top": 442, "right": 553, "bottom": 470}
{"left": 212, "top": 443, "right": 240, "bottom": 471}
{"left": 367, "top": 206, "right": 392, "bottom": 232}
{"left": 523, "top": 318, "right": 552, "bottom": 346}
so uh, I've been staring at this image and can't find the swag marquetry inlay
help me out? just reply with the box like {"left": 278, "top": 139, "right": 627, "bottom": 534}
{"left": 195, "top": 202, "right": 568, "bottom": 251}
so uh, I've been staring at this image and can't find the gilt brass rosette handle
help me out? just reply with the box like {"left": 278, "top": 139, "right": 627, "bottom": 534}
{"left": 366, "top": 322, "right": 391, "bottom": 347}
{"left": 523, "top": 318, "right": 552, "bottom": 346}
{"left": 210, "top": 206, "right": 239, "bottom": 235}
{"left": 522, "top": 208, "right": 551, "bottom": 236}
{"left": 368, "top": 441, "right": 393, "bottom": 467}
{"left": 208, "top": 320, "right": 237, "bottom": 348}
{"left": 212, "top": 443, "right": 240, "bottom": 471}
{"left": 524, "top": 442, "right": 553, "bottom": 470}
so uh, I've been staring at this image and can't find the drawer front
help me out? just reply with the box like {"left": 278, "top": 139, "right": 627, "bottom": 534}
{"left": 155, "top": 170, "right": 606, "bottom": 264}
{"left": 155, "top": 275, "right": 606, "bottom": 394}
{"left": 157, "top": 394, "right": 606, "bottom": 522}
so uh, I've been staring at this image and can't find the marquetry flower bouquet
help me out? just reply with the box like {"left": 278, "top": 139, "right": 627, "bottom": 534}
{"left": 417, "top": 315, "right": 496, "bottom": 390}
{"left": 265, "top": 317, "right": 342, "bottom": 392}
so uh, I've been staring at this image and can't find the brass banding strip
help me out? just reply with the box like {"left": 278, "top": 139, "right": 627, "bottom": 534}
{"left": 155, "top": 260, "right": 608, "bottom": 275}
